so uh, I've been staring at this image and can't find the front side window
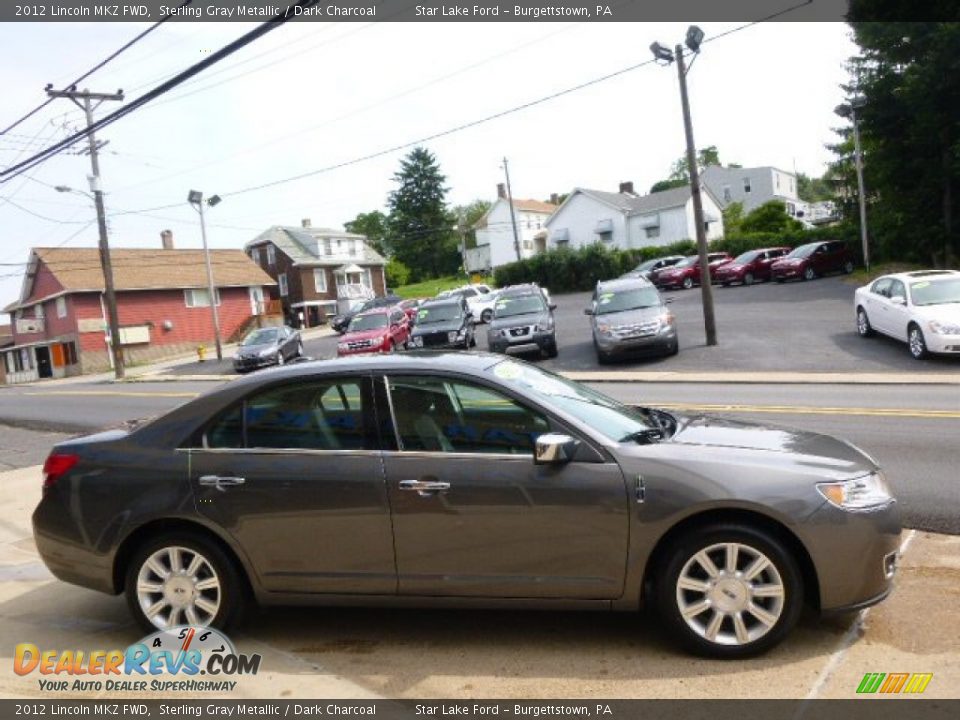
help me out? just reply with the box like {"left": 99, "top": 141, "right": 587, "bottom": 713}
{"left": 887, "top": 280, "right": 907, "bottom": 301}
{"left": 203, "top": 378, "right": 367, "bottom": 451}
{"left": 387, "top": 376, "right": 549, "bottom": 455}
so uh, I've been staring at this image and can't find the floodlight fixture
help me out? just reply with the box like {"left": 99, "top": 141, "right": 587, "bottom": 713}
{"left": 685, "top": 25, "right": 705, "bottom": 53}
{"left": 650, "top": 41, "right": 674, "bottom": 64}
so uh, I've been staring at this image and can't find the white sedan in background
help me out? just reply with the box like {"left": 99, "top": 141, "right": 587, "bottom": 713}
{"left": 854, "top": 270, "right": 960, "bottom": 359}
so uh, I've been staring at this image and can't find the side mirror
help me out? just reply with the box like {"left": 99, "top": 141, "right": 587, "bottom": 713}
{"left": 583, "top": 308, "right": 594, "bottom": 316}
{"left": 534, "top": 433, "right": 580, "bottom": 465}
{"left": 890, "top": 295, "right": 907, "bottom": 306}
{"left": 549, "top": 303, "right": 557, "bottom": 311}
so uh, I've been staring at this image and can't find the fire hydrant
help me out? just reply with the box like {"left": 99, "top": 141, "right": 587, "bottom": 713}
{"left": 197, "top": 345, "right": 207, "bottom": 362}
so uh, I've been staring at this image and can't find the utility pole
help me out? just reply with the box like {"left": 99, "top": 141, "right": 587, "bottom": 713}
{"left": 457, "top": 208, "right": 469, "bottom": 277}
{"left": 850, "top": 107, "right": 870, "bottom": 271}
{"left": 502, "top": 157, "right": 522, "bottom": 262}
{"left": 188, "top": 191, "right": 224, "bottom": 361}
{"left": 674, "top": 46, "right": 718, "bottom": 346}
{"left": 47, "top": 86, "right": 126, "bottom": 377}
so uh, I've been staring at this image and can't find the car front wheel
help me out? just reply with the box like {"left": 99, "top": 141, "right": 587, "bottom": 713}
{"left": 481, "top": 309, "right": 493, "bottom": 323}
{"left": 125, "top": 533, "right": 244, "bottom": 633}
{"left": 656, "top": 524, "right": 803, "bottom": 658}
{"left": 743, "top": 272, "right": 755, "bottom": 286}
{"left": 909, "top": 324, "right": 928, "bottom": 360}
{"left": 803, "top": 267, "right": 816, "bottom": 281}
{"left": 682, "top": 277, "right": 694, "bottom": 290}
{"left": 857, "top": 307, "right": 874, "bottom": 337}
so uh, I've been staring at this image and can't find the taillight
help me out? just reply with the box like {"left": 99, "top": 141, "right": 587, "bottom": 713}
{"left": 42, "top": 453, "right": 79, "bottom": 491}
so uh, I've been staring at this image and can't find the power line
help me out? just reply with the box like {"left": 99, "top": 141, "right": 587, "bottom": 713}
{"left": 0, "top": 0, "right": 196, "bottom": 137}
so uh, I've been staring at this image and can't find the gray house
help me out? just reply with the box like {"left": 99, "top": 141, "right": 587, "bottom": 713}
{"left": 700, "top": 165, "right": 803, "bottom": 217}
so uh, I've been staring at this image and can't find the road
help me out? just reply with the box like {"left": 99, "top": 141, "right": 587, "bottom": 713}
{"left": 1, "top": 378, "right": 957, "bottom": 534}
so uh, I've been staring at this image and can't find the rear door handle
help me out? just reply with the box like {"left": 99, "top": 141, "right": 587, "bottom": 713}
{"left": 198, "top": 475, "right": 246, "bottom": 492}
{"left": 398, "top": 479, "right": 450, "bottom": 496}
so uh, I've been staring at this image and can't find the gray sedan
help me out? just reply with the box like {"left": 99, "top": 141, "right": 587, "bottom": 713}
{"left": 32, "top": 353, "right": 899, "bottom": 658}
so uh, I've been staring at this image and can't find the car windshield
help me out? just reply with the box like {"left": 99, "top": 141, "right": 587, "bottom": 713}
{"left": 595, "top": 287, "right": 661, "bottom": 315}
{"left": 786, "top": 243, "right": 818, "bottom": 259}
{"left": 418, "top": 304, "right": 462, "bottom": 323}
{"left": 673, "top": 256, "right": 697, "bottom": 268}
{"left": 348, "top": 314, "right": 388, "bottom": 332}
{"left": 910, "top": 278, "right": 960, "bottom": 306}
{"left": 242, "top": 328, "right": 278, "bottom": 346}
{"left": 495, "top": 294, "right": 546, "bottom": 318}
{"left": 732, "top": 250, "right": 761, "bottom": 264}
{"left": 486, "top": 359, "right": 657, "bottom": 441}
{"left": 634, "top": 258, "right": 661, "bottom": 272}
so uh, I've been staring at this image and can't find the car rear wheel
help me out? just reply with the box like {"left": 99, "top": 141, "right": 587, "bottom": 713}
{"left": 682, "top": 277, "right": 694, "bottom": 290}
{"left": 856, "top": 307, "right": 874, "bottom": 337}
{"left": 803, "top": 267, "right": 816, "bottom": 281}
{"left": 481, "top": 309, "right": 493, "bottom": 323}
{"left": 844, "top": 261, "right": 855, "bottom": 274}
{"left": 656, "top": 524, "right": 803, "bottom": 658}
{"left": 744, "top": 272, "right": 755, "bottom": 286}
{"left": 908, "top": 324, "right": 928, "bottom": 360}
{"left": 125, "top": 533, "right": 244, "bottom": 633}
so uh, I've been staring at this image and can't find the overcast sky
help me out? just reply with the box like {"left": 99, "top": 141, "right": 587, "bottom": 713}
{"left": 0, "top": 20, "right": 857, "bottom": 308}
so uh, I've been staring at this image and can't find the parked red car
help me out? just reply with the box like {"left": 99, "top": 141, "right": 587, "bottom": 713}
{"left": 771, "top": 241, "right": 855, "bottom": 282}
{"left": 336, "top": 306, "right": 410, "bottom": 356}
{"left": 398, "top": 297, "right": 428, "bottom": 323}
{"left": 714, "top": 246, "right": 792, "bottom": 286}
{"left": 654, "top": 252, "right": 733, "bottom": 290}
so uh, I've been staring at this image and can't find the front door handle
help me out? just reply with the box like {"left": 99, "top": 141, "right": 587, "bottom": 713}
{"left": 198, "top": 475, "right": 246, "bottom": 492}
{"left": 398, "top": 479, "right": 450, "bottom": 496}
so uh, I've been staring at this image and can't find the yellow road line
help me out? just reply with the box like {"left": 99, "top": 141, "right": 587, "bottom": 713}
{"left": 652, "top": 402, "right": 960, "bottom": 419}
{"left": 23, "top": 390, "right": 199, "bottom": 399}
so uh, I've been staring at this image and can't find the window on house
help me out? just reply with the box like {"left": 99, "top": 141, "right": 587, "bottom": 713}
{"left": 267, "top": 245, "right": 276, "bottom": 266}
{"left": 21, "top": 348, "right": 33, "bottom": 371}
{"left": 34, "top": 303, "right": 44, "bottom": 320}
{"left": 776, "top": 174, "right": 780, "bottom": 190}
{"left": 323, "top": 239, "right": 332, "bottom": 256}
{"left": 3, "top": 352, "right": 11, "bottom": 375}
{"left": 645, "top": 226, "right": 660, "bottom": 239}
{"left": 723, "top": 186, "right": 732, "bottom": 203}
{"left": 252, "top": 247, "right": 261, "bottom": 265}
{"left": 349, "top": 240, "right": 358, "bottom": 257}
{"left": 363, "top": 269, "right": 372, "bottom": 289}
{"left": 523, "top": 240, "right": 533, "bottom": 250}
{"left": 56, "top": 296, "right": 66, "bottom": 318}
{"left": 184, "top": 288, "right": 222, "bottom": 308}
{"left": 743, "top": 178, "right": 752, "bottom": 193}
{"left": 279, "top": 273, "right": 289, "bottom": 297}
{"left": 314, "top": 269, "right": 327, "bottom": 293}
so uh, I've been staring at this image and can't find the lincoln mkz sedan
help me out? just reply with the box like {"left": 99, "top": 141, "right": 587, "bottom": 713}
{"left": 33, "top": 354, "right": 900, "bottom": 658}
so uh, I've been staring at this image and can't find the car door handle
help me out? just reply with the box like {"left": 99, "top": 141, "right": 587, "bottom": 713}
{"left": 398, "top": 479, "right": 451, "bottom": 496}
{"left": 198, "top": 475, "right": 246, "bottom": 492}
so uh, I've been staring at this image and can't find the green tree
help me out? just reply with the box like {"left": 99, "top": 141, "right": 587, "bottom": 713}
{"left": 452, "top": 199, "right": 492, "bottom": 249}
{"left": 740, "top": 201, "right": 804, "bottom": 234}
{"left": 796, "top": 172, "right": 834, "bottom": 203}
{"left": 722, "top": 201, "right": 746, "bottom": 235}
{"left": 650, "top": 146, "right": 725, "bottom": 193}
{"left": 386, "top": 147, "right": 459, "bottom": 281}
{"left": 344, "top": 210, "right": 389, "bottom": 257}
{"left": 384, "top": 258, "right": 411, "bottom": 288}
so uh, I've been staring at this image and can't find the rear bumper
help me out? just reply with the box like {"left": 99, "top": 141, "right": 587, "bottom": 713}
{"left": 33, "top": 502, "right": 115, "bottom": 595}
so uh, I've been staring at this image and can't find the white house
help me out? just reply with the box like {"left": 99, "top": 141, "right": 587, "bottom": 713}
{"left": 468, "top": 185, "right": 557, "bottom": 271}
{"left": 701, "top": 165, "right": 803, "bottom": 218}
{"left": 546, "top": 182, "right": 724, "bottom": 251}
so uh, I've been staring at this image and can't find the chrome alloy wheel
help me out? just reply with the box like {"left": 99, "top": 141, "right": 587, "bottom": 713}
{"left": 136, "top": 546, "right": 221, "bottom": 629}
{"left": 675, "top": 542, "right": 785, "bottom": 646}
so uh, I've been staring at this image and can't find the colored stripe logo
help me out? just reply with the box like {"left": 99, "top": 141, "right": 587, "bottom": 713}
{"left": 857, "top": 672, "right": 933, "bottom": 694}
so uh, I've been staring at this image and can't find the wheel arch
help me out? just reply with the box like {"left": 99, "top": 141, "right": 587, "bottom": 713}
{"left": 640, "top": 507, "right": 821, "bottom": 611}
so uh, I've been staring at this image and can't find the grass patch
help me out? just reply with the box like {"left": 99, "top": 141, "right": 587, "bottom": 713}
{"left": 844, "top": 262, "right": 927, "bottom": 285}
{"left": 393, "top": 275, "right": 494, "bottom": 299}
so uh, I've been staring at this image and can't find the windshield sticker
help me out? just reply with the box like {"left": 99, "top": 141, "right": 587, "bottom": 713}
{"left": 598, "top": 293, "right": 614, "bottom": 305}
{"left": 418, "top": 309, "right": 430, "bottom": 319}
{"left": 493, "top": 362, "right": 522, "bottom": 380}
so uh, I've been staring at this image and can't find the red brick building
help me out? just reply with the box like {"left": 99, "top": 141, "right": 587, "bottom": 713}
{"left": 2, "top": 244, "right": 274, "bottom": 383}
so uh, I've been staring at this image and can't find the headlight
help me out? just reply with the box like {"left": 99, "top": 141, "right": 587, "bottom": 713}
{"left": 337, "top": 343, "right": 348, "bottom": 352}
{"left": 659, "top": 311, "right": 675, "bottom": 330}
{"left": 412, "top": 336, "right": 424, "bottom": 347}
{"left": 928, "top": 320, "right": 960, "bottom": 335}
{"left": 535, "top": 319, "right": 554, "bottom": 333}
{"left": 596, "top": 322, "right": 612, "bottom": 336}
{"left": 817, "top": 472, "right": 894, "bottom": 511}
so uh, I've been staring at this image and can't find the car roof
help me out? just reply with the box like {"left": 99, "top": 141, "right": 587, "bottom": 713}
{"left": 354, "top": 306, "right": 392, "bottom": 317}
{"left": 874, "top": 270, "right": 960, "bottom": 283}
{"left": 596, "top": 276, "right": 655, "bottom": 292}
{"left": 421, "top": 297, "right": 462, "bottom": 307}
{"left": 498, "top": 285, "right": 545, "bottom": 298}
{"left": 241, "top": 352, "right": 503, "bottom": 382}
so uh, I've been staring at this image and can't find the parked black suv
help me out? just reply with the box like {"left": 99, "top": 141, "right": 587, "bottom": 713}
{"left": 487, "top": 286, "right": 558, "bottom": 358}
{"left": 331, "top": 294, "right": 402, "bottom": 333}
{"left": 409, "top": 296, "right": 475, "bottom": 349}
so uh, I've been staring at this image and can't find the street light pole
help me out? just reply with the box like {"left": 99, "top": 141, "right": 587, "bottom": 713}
{"left": 850, "top": 107, "right": 870, "bottom": 271}
{"left": 502, "top": 157, "right": 522, "bottom": 262}
{"left": 188, "top": 191, "right": 223, "bottom": 361}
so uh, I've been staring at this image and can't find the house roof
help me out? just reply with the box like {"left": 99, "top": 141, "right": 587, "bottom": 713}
{"left": 546, "top": 185, "right": 723, "bottom": 226}
{"left": 4, "top": 247, "right": 275, "bottom": 312}
{"left": 245, "top": 226, "right": 386, "bottom": 267}
{"left": 512, "top": 198, "right": 558, "bottom": 214}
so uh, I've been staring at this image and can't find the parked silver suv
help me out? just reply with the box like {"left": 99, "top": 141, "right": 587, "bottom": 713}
{"left": 585, "top": 277, "right": 678, "bottom": 363}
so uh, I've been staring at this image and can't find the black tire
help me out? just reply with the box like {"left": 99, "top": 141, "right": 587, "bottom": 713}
{"left": 802, "top": 267, "right": 816, "bottom": 281}
{"left": 665, "top": 341, "right": 679, "bottom": 357}
{"left": 481, "top": 309, "right": 493, "bottom": 323}
{"left": 856, "top": 307, "right": 874, "bottom": 338}
{"left": 844, "top": 261, "right": 855, "bottom": 274}
{"left": 744, "top": 272, "right": 755, "bottom": 286}
{"left": 544, "top": 341, "right": 559, "bottom": 359}
{"left": 721, "top": 282, "right": 730, "bottom": 288}
{"left": 682, "top": 277, "right": 694, "bottom": 290}
{"left": 775, "top": 278, "right": 785, "bottom": 284}
{"left": 124, "top": 531, "right": 246, "bottom": 634}
{"left": 655, "top": 523, "right": 804, "bottom": 659}
{"left": 908, "top": 323, "right": 928, "bottom": 360}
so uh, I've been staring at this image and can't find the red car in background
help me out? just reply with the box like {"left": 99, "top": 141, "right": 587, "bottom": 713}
{"left": 771, "top": 241, "right": 855, "bottom": 282}
{"left": 398, "top": 297, "right": 428, "bottom": 323}
{"left": 714, "top": 246, "right": 792, "bottom": 286}
{"left": 654, "top": 252, "right": 733, "bottom": 290}
{"left": 336, "top": 306, "right": 410, "bottom": 356}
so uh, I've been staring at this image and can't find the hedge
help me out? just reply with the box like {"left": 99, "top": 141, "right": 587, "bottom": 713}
{"left": 493, "top": 226, "right": 860, "bottom": 293}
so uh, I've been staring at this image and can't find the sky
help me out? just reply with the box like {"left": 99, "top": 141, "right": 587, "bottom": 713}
{"left": 0, "top": 19, "right": 858, "bottom": 309}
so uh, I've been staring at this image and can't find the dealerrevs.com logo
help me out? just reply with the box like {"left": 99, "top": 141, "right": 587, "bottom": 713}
{"left": 857, "top": 672, "right": 934, "bottom": 695}
{"left": 14, "top": 626, "right": 261, "bottom": 693}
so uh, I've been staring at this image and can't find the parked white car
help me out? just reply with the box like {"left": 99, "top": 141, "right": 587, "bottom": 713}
{"left": 854, "top": 270, "right": 960, "bottom": 359}
{"left": 441, "top": 284, "right": 500, "bottom": 323}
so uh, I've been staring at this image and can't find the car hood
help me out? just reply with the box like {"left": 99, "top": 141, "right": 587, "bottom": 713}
{"left": 594, "top": 306, "right": 663, "bottom": 325}
{"left": 236, "top": 341, "right": 276, "bottom": 357}
{"left": 341, "top": 327, "right": 389, "bottom": 342}
{"left": 413, "top": 319, "right": 462, "bottom": 335}
{"left": 657, "top": 413, "right": 875, "bottom": 472}
{"left": 912, "top": 304, "right": 960, "bottom": 324}
{"left": 489, "top": 311, "right": 548, "bottom": 330}
{"left": 716, "top": 263, "right": 742, "bottom": 272}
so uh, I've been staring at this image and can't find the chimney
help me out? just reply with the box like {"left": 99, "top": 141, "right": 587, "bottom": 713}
{"left": 301, "top": 218, "right": 312, "bottom": 228}
{"left": 550, "top": 193, "right": 559, "bottom": 205}
{"left": 497, "top": 183, "right": 507, "bottom": 200}
{"left": 160, "top": 229, "right": 174, "bottom": 250}
{"left": 619, "top": 181, "right": 635, "bottom": 196}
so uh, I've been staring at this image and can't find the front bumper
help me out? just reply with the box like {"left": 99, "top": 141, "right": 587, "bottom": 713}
{"left": 924, "top": 331, "right": 960, "bottom": 354}
{"left": 489, "top": 330, "right": 555, "bottom": 355}
{"left": 596, "top": 326, "right": 677, "bottom": 356}
{"left": 800, "top": 499, "right": 901, "bottom": 612}
{"left": 772, "top": 266, "right": 802, "bottom": 280}
{"left": 233, "top": 355, "right": 276, "bottom": 371}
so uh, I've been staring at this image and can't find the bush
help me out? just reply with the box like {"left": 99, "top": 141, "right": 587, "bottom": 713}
{"left": 385, "top": 258, "right": 411, "bottom": 288}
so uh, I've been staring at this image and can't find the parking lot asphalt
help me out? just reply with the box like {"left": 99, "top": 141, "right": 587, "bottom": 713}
{"left": 0, "top": 464, "right": 956, "bottom": 700}
{"left": 156, "top": 276, "right": 960, "bottom": 378}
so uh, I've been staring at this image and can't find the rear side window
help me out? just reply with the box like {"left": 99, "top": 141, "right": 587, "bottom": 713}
{"left": 202, "top": 378, "right": 370, "bottom": 451}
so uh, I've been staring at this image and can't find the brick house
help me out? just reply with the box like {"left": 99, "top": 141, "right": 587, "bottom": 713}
{"left": 245, "top": 220, "right": 387, "bottom": 328}
{"left": 2, "top": 241, "right": 274, "bottom": 384}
